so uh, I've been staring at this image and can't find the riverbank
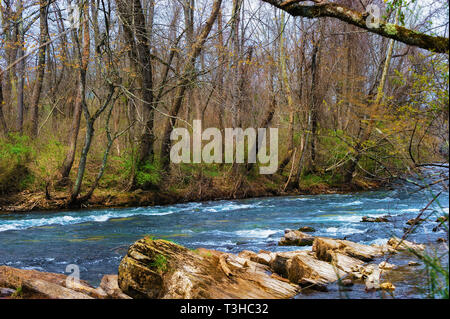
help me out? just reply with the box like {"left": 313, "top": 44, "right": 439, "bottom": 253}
{"left": 0, "top": 175, "right": 384, "bottom": 214}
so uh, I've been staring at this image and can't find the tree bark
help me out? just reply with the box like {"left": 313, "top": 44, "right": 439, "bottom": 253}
{"left": 59, "top": 2, "right": 91, "bottom": 182}
{"left": 116, "top": 0, "right": 155, "bottom": 168}
{"left": 0, "top": 67, "right": 8, "bottom": 135}
{"left": 261, "top": 0, "right": 448, "bottom": 54}
{"left": 30, "top": 0, "right": 49, "bottom": 138}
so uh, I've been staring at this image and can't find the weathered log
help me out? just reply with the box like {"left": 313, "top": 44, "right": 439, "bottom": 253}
{"left": 118, "top": 238, "right": 300, "bottom": 299}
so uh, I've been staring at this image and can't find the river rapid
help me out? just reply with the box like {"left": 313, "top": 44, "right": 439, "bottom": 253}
{"left": 0, "top": 167, "right": 448, "bottom": 299}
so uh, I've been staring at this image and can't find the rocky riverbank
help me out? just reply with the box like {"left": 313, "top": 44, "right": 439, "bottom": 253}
{"left": 0, "top": 231, "right": 426, "bottom": 299}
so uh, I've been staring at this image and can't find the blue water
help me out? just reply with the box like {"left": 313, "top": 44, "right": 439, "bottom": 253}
{"left": 0, "top": 168, "right": 448, "bottom": 298}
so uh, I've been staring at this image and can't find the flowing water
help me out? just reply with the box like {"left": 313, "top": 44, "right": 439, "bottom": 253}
{"left": 0, "top": 167, "right": 448, "bottom": 298}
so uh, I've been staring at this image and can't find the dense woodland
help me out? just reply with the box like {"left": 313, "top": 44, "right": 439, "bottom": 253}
{"left": 0, "top": 0, "right": 448, "bottom": 207}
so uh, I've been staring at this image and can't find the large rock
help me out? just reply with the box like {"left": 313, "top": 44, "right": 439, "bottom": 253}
{"left": 0, "top": 266, "right": 94, "bottom": 299}
{"left": 279, "top": 230, "right": 315, "bottom": 246}
{"left": 0, "top": 266, "right": 130, "bottom": 299}
{"left": 313, "top": 237, "right": 384, "bottom": 262}
{"left": 118, "top": 237, "right": 300, "bottom": 299}
{"left": 288, "top": 253, "right": 347, "bottom": 290}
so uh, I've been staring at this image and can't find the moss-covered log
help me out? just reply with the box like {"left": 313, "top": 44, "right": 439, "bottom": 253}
{"left": 262, "top": 0, "right": 449, "bottom": 54}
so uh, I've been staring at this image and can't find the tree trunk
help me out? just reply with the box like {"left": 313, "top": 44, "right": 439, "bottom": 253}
{"left": 0, "top": 68, "right": 8, "bottom": 135}
{"left": 30, "top": 0, "right": 49, "bottom": 138}
{"left": 160, "top": 0, "right": 223, "bottom": 171}
{"left": 59, "top": 3, "right": 91, "bottom": 182}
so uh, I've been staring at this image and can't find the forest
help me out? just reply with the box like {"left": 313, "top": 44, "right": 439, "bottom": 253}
{"left": 0, "top": 0, "right": 448, "bottom": 209}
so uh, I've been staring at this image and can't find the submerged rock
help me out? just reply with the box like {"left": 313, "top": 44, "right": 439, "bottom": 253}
{"left": 361, "top": 216, "right": 390, "bottom": 223}
{"left": 278, "top": 229, "right": 315, "bottom": 246}
{"left": 380, "top": 282, "right": 396, "bottom": 291}
{"left": 298, "top": 226, "right": 316, "bottom": 232}
{"left": 408, "top": 261, "right": 420, "bottom": 267}
{"left": 379, "top": 261, "right": 395, "bottom": 270}
{"left": 406, "top": 217, "right": 426, "bottom": 226}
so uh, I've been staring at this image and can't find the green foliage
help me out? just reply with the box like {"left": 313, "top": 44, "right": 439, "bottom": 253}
{"left": 0, "top": 134, "right": 34, "bottom": 194}
{"left": 150, "top": 254, "right": 169, "bottom": 273}
{"left": 11, "top": 285, "right": 23, "bottom": 298}
{"left": 0, "top": 133, "right": 33, "bottom": 163}
{"left": 136, "top": 160, "right": 161, "bottom": 187}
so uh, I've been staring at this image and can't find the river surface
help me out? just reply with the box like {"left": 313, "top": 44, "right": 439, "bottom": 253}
{"left": 0, "top": 168, "right": 448, "bottom": 298}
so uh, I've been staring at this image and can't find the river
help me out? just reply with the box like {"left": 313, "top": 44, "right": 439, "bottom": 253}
{"left": 0, "top": 167, "right": 448, "bottom": 298}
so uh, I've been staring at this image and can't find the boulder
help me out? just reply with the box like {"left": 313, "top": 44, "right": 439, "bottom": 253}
{"left": 278, "top": 230, "right": 315, "bottom": 246}
{"left": 0, "top": 266, "right": 94, "bottom": 299}
{"left": 118, "top": 237, "right": 300, "bottom": 299}
{"left": 312, "top": 237, "right": 384, "bottom": 262}
{"left": 287, "top": 254, "right": 347, "bottom": 290}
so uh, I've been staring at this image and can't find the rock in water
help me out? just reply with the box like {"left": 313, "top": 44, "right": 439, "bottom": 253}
{"left": 287, "top": 253, "right": 346, "bottom": 290}
{"left": 298, "top": 226, "right": 316, "bottom": 232}
{"left": 312, "top": 237, "right": 384, "bottom": 262}
{"left": 387, "top": 237, "right": 425, "bottom": 251}
{"left": 279, "top": 230, "right": 315, "bottom": 246}
{"left": 118, "top": 237, "right": 300, "bottom": 299}
{"left": 380, "top": 282, "right": 396, "bottom": 291}
{"left": 406, "top": 218, "right": 425, "bottom": 226}
{"left": 361, "top": 216, "right": 389, "bottom": 223}
{"left": 408, "top": 261, "right": 420, "bottom": 267}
